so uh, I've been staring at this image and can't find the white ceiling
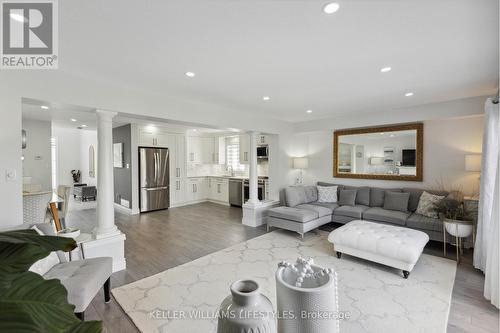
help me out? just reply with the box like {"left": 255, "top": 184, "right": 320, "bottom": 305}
{"left": 58, "top": 0, "right": 498, "bottom": 123}
{"left": 21, "top": 99, "right": 239, "bottom": 134}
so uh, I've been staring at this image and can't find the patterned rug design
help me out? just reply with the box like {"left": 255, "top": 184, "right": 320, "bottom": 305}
{"left": 112, "top": 230, "right": 456, "bottom": 333}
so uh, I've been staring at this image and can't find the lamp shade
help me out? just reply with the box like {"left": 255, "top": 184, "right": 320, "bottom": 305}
{"left": 293, "top": 157, "right": 308, "bottom": 169}
{"left": 465, "top": 154, "right": 482, "bottom": 172}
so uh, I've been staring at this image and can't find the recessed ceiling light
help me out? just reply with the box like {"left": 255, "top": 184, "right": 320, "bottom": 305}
{"left": 323, "top": 2, "right": 340, "bottom": 14}
{"left": 10, "top": 13, "right": 25, "bottom": 23}
{"left": 192, "top": 129, "right": 197, "bottom": 132}
{"left": 390, "top": 134, "right": 395, "bottom": 137}
{"left": 40, "top": 105, "right": 49, "bottom": 110}
{"left": 81, "top": 124, "right": 88, "bottom": 128}
{"left": 380, "top": 132, "right": 385, "bottom": 135}
{"left": 405, "top": 92, "right": 414, "bottom": 97}
{"left": 306, "top": 110, "right": 313, "bottom": 114}
{"left": 380, "top": 67, "right": 392, "bottom": 73}
{"left": 185, "top": 72, "right": 195, "bottom": 78}
{"left": 70, "top": 118, "right": 77, "bottom": 122}
{"left": 262, "top": 96, "right": 270, "bottom": 101}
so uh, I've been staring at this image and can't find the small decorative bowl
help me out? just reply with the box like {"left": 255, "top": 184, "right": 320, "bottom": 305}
{"left": 58, "top": 228, "right": 81, "bottom": 239}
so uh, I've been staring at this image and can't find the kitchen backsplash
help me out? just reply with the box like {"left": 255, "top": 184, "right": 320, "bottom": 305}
{"left": 187, "top": 161, "right": 269, "bottom": 177}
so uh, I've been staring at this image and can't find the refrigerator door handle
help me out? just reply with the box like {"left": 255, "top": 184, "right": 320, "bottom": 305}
{"left": 143, "top": 186, "right": 169, "bottom": 191}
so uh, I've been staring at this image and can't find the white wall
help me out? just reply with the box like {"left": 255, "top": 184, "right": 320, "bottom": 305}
{"left": 21, "top": 119, "right": 52, "bottom": 191}
{"left": 52, "top": 126, "right": 97, "bottom": 188}
{"left": 298, "top": 115, "right": 484, "bottom": 196}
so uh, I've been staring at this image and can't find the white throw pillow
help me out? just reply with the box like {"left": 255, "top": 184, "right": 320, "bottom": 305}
{"left": 317, "top": 185, "right": 338, "bottom": 203}
{"left": 416, "top": 191, "right": 445, "bottom": 219}
{"left": 28, "top": 226, "right": 60, "bottom": 276}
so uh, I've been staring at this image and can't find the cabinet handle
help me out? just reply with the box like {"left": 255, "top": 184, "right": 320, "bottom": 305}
{"left": 244, "top": 152, "right": 248, "bottom": 161}
{"left": 218, "top": 184, "right": 221, "bottom": 194}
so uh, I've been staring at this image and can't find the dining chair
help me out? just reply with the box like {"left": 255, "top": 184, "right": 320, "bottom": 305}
{"left": 23, "top": 192, "right": 52, "bottom": 225}
{"left": 57, "top": 185, "right": 72, "bottom": 229}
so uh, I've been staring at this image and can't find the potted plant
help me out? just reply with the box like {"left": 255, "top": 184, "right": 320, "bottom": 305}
{"left": 435, "top": 198, "right": 473, "bottom": 238}
{"left": 0, "top": 229, "right": 102, "bottom": 332}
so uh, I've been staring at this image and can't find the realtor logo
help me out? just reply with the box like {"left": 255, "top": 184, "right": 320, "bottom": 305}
{"left": 1, "top": 0, "right": 58, "bottom": 69}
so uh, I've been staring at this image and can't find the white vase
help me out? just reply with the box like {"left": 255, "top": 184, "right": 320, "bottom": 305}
{"left": 444, "top": 219, "right": 473, "bottom": 237}
{"left": 217, "top": 279, "right": 276, "bottom": 333}
{"left": 275, "top": 257, "right": 339, "bottom": 333}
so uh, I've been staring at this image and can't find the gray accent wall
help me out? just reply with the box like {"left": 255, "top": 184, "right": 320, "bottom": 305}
{"left": 113, "top": 124, "right": 132, "bottom": 208}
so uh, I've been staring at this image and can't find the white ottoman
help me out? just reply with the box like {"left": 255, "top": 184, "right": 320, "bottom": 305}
{"left": 328, "top": 220, "right": 429, "bottom": 278}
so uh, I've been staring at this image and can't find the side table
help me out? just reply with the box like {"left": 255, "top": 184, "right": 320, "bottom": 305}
{"left": 443, "top": 219, "right": 473, "bottom": 263}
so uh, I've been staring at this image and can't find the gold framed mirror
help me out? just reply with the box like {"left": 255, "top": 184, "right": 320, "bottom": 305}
{"left": 333, "top": 123, "right": 423, "bottom": 181}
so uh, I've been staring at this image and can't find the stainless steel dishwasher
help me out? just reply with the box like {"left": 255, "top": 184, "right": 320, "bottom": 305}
{"left": 229, "top": 179, "right": 243, "bottom": 207}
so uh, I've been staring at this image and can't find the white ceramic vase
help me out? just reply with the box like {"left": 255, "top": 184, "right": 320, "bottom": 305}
{"left": 217, "top": 280, "right": 276, "bottom": 333}
{"left": 275, "top": 257, "right": 339, "bottom": 333}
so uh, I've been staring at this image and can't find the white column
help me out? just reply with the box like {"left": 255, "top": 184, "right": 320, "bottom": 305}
{"left": 246, "top": 131, "right": 261, "bottom": 206}
{"left": 95, "top": 110, "right": 120, "bottom": 239}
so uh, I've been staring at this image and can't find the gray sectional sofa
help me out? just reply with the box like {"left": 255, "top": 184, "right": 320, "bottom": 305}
{"left": 268, "top": 182, "right": 466, "bottom": 246}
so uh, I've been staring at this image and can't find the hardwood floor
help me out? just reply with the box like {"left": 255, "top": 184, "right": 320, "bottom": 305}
{"left": 72, "top": 203, "right": 499, "bottom": 333}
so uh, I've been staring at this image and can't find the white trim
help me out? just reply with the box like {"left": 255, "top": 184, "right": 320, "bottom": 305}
{"left": 114, "top": 202, "right": 132, "bottom": 214}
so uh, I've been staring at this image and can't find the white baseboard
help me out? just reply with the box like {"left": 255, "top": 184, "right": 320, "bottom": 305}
{"left": 114, "top": 202, "right": 133, "bottom": 214}
{"left": 171, "top": 199, "right": 230, "bottom": 208}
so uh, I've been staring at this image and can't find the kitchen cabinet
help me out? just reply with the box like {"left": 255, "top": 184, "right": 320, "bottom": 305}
{"left": 239, "top": 134, "right": 250, "bottom": 164}
{"left": 171, "top": 179, "right": 186, "bottom": 206}
{"left": 187, "top": 136, "right": 203, "bottom": 164}
{"left": 187, "top": 177, "right": 208, "bottom": 202}
{"left": 139, "top": 130, "right": 168, "bottom": 147}
{"left": 257, "top": 134, "right": 268, "bottom": 145}
{"left": 213, "top": 136, "right": 226, "bottom": 164}
{"left": 208, "top": 177, "right": 229, "bottom": 203}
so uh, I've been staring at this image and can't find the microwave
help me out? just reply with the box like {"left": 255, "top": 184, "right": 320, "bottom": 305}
{"left": 257, "top": 145, "right": 269, "bottom": 159}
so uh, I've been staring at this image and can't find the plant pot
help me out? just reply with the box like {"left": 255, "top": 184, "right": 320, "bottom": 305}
{"left": 217, "top": 280, "right": 276, "bottom": 333}
{"left": 444, "top": 219, "right": 473, "bottom": 238}
{"left": 275, "top": 258, "right": 339, "bottom": 333}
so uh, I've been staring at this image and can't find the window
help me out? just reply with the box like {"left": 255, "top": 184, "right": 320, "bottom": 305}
{"left": 226, "top": 136, "right": 244, "bottom": 171}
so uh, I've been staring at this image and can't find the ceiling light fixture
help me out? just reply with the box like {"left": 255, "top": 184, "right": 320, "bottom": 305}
{"left": 323, "top": 2, "right": 340, "bottom": 14}
{"left": 70, "top": 118, "right": 77, "bottom": 122}
{"left": 40, "top": 105, "right": 49, "bottom": 110}
{"left": 390, "top": 134, "right": 395, "bottom": 137}
{"left": 192, "top": 129, "right": 198, "bottom": 132}
{"left": 185, "top": 72, "right": 196, "bottom": 78}
{"left": 405, "top": 92, "right": 414, "bottom": 97}
{"left": 306, "top": 110, "right": 313, "bottom": 114}
{"left": 81, "top": 124, "right": 88, "bottom": 128}
{"left": 380, "top": 132, "right": 385, "bottom": 135}
{"left": 380, "top": 67, "right": 392, "bottom": 73}
{"left": 262, "top": 96, "right": 270, "bottom": 101}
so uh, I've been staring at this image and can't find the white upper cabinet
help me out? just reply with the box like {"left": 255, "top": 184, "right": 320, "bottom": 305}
{"left": 187, "top": 136, "right": 226, "bottom": 164}
{"left": 213, "top": 136, "right": 226, "bottom": 164}
{"left": 239, "top": 134, "right": 250, "bottom": 164}
{"left": 257, "top": 134, "right": 268, "bottom": 145}
{"left": 187, "top": 136, "right": 203, "bottom": 164}
{"left": 139, "top": 130, "right": 169, "bottom": 147}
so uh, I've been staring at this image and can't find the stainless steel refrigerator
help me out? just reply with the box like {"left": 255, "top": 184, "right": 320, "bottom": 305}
{"left": 139, "top": 147, "right": 169, "bottom": 212}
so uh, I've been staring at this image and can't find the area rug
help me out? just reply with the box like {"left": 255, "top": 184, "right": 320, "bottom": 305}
{"left": 112, "top": 230, "right": 456, "bottom": 333}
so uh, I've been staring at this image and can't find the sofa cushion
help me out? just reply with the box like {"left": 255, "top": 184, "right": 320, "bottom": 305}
{"left": 309, "top": 202, "right": 339, "bottom": 211}
{"left": 334, "top": 205, "right": 369, "bottom": 219}
{"left": 303, "top": 186, "right": 318, "bottom": 203}
{"left": 317, "top": 185, "right": 338, "bottom": 203}
{"left": 415, "top": 191, "right": 446, "bottom": 218}
{"left": 268, "top": 206, "right": 318, "bottom": 223}
{"left": 338, "top": 189, "right": 357, "bottom": 206}
{"left": 285, "top": 187, "right": 307, "bottom": 207}
{"left": 384, "top": 191, "right": 410, "bottom": 212}
{"left": 363, "top": 207, "right": 410, "bottom": 226}
{"left": 370, "top": 188, "right": 402, "bottom": 207}
{"left": 402, "top": 188, "right": 448, "bottom": 212}
{"left": 406, "top": 213, "right": 443, "bottom": 232}
{"left": 317, "top": 182, "right": 344, "bottom": 197}
{"left": 43, "top": 257, "right": 112, "bottom": 312}
{"left": 345, "top": 186, "right": 370, "bottom": 206}
{"left": 296, "top": 204, "right": 333, "bottom": 217}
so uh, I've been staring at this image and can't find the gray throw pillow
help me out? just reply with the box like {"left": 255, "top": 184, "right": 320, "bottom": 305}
{"left": 338, "top": 189, "right": 357, "bottom": 206}
{"left": 383, "top": 191, "right": 410, "bottom": 212}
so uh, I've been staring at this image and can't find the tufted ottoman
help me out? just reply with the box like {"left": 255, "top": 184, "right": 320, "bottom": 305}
{"left": 328, "top": 220, "right": 429, "bottom": 278}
